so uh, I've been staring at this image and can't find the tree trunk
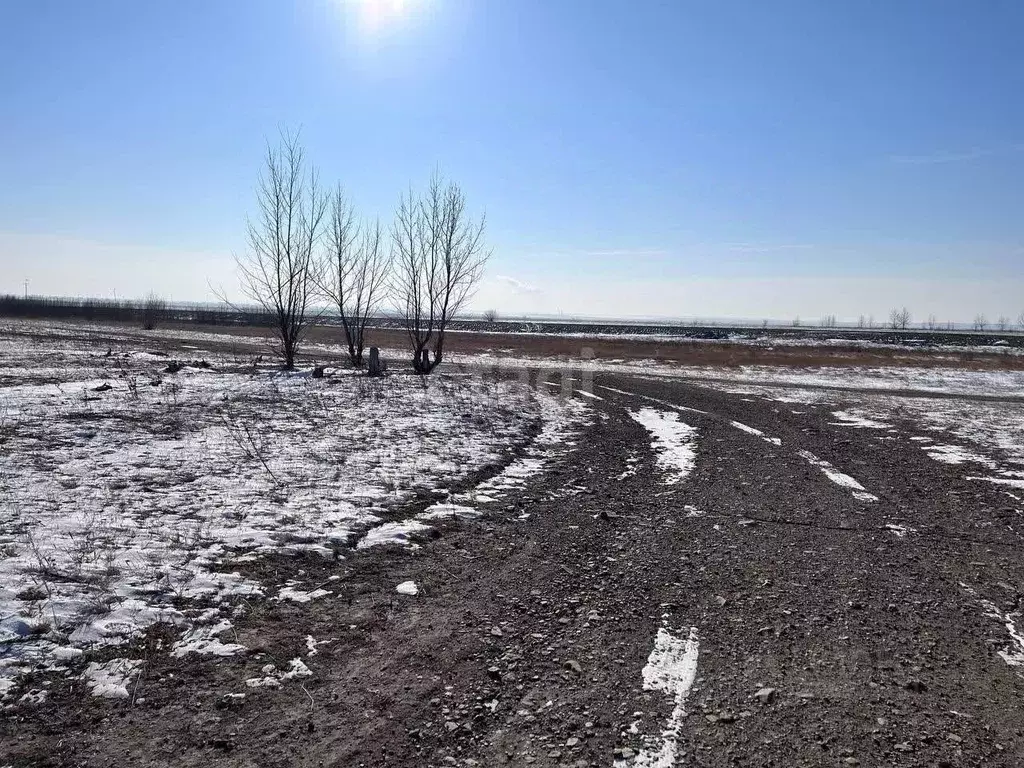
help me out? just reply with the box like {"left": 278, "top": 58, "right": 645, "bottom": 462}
{"left": 368, "top": 347, "right": 383, "bottom": 377}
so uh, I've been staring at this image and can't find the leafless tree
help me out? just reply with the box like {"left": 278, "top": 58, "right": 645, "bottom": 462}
{"left": 482, "top": 309, "right": 498, "bottom": 323}
{"left": 820, "top": 314, "right": 837, "bottom": 328}
{"left": 997, "top": 315, "right": 1010, "bottom": 332}
{"left": 890, "top": 307, "right": 911, "bottom": 330}
{"left": 141, "top": 292, "right": 166, "bottom": 330}
{"left": 1018, "top": 311, "right": 1024, "bottom": 331}
{"left": 233, "top": 132, "right": 327, "bottom": 369}
{"left": 391, "top": 172, "right": 490, "bottom": 374}
{"left": 317, "top": 186, "right": 391, "bottom": 367}
{"left": 926, "top": 314, "right": 937, "bottom": 331}
{"left": 973, "top": 313, "right": 987, "bottom": 332}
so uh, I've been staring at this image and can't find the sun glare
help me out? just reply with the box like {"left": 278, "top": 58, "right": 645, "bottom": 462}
{"left": 351, "top": 0, "right": 412, "bottom": 34}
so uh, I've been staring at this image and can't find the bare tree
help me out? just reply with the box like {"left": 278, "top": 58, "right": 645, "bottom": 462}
{"left": 890, "top": 307, "right": 911, "bottom": 330}
{"left": 973, "top": 313, "right": 987, "bottom": 332}
{"left": 391, "top": 172, "right": 490, "bottom": 374}
{"left": 141, "top": 292, "right": 167, "bottom": 330}
{"left": 926, "top": 314, "right": 937, "bottom": 331}
{"left": 482, "top": 309, "right": 498, "bottom": 323}
{"left": 997, "top": 315, "right": 1010, "bottom": 332}
{"left": 317, "top": 186, "right": 391, "bottom": 367}
{"left": 234, "top": 132, "right": 327, "bottom": 369}
{"left": 1018, "top": 311, "right": 1024, "bottom": 331}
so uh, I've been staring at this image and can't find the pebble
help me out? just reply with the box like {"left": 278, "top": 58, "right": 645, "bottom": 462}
{"left": 753, "top": 687, "right": 777, "bottom": 704}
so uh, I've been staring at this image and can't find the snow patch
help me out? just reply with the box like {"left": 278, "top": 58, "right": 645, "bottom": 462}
{"left": 830, "top": 411, "right": 892, "bottom": 429}
{"left": 245, "top": 658, "right": 313, "bottom": 688}
{"left": 170, "top": 620, "right": 246, "bottom": 658}
{"left": 629, "top": 409, "right": 698, "bottom": 485}
{"left": 395, "top": 581, "right": 419, "bottom": 596}
{"left": 729, "top": 420, "right": 782, "bottom": 446}
{"left": 614, "top": 626, "right": 700, "bottom": 768}
{"left": 275, "top": 586, "right": 333, "bottom": 603}
{"left": 797, "top": 450, "right": 878, "bottom": 501}
{"left": 82, "top": 658, "right": 144, "bottom": 699}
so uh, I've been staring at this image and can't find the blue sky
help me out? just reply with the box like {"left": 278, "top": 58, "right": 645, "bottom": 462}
{"left": 1, "top": 0, "right": 1022, "bottom": 321}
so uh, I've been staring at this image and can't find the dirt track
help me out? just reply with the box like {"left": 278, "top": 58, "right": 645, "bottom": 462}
{"left": 4, "top": 360, "right": 1024, "bottom": 766}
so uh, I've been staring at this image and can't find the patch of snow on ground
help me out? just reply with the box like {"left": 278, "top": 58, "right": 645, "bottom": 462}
{"left": 830, "top": 410, "right": 892, "bottom": 429}
{"left": 629, "top": 409, "right": 698, "bottom": 485}
{"left": 613, "top": 625, "right": 700, "bottom": 768}
{"left": 979, "top": 600, "right": 1024, "bottom": 667}
{"left": 275, "top": 586, "right": 333, "bottom": 603}
{"left": 729, "top": 420, "right": 782, "bottom": 446}
{"left": 924, "top": 444, "right": 998, "bottom": 468}
{"left": 0, "top": 329, "right": 555, "bottom": 695}
{"left": 245, "top": 658, "right": 313, "bottom": 689}
{"left": 170, "top": 619, "right": 246, "bottom": 658}
{"left": 82, "top": 658, "right": 144, "bottom": 699}
{"left": 797, "top": 450, "right": 878, "bottom": 502}
{"left": 395, "top": 581, "right": 419, "bottom": 596}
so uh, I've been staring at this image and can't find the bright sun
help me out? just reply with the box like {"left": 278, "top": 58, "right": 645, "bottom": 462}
{"left": 352, "top": 0, "right": 411, "bottom": 33}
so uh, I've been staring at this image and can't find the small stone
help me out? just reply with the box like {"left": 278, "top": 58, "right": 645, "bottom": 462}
{"left": 444, "top": 721, "right": 459, "bottom": 732}
{"left": 566, "top": 737, "right": 580, "bottom": 747}
{"left": 564, "top": 659, "right": 583, "bottom": 674}
{"left": 753, "top": 687, "right": 777, "bottom": 704}
{"left": 490, "top": 627, "right": 503, "bottom": 637}
{"left": 893, "top": 742, "right": 914, "bottom": 753}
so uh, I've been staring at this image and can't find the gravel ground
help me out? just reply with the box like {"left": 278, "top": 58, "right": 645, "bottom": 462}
{"left": 4, "top": 359, "right": 1024, "bottom": 767}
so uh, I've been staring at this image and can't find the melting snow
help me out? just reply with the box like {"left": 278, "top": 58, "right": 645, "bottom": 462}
{"left": 275, "top": 586, "right": 333, "bottom": 603}
{"left": 395, "top": 581, "right": 419, "bottom": 596}
{"left": 729, "top": 420, "right": 782, "bottom": 446}
{"left": 830, "top": 411, "right": 892, "bottom": 429}
{"left": 170, "top": 619, "right": 246, "bottom": 658}
{"left": 614, "top": 625, "right": 700, "bottom": 768}
{"left": 924, "top": 444, "right": 997, "bottom": 468}
{"left": 797, "top": 450, "right": 878, "bottom": 501}
{"left": 629, "top": 409, "right": 698, "bottom": 485}
{"left": 245, "top": 658, "right": 313, "bottom": 688}
{"left": 82, "top": 658, "right": 144, "bottom": 699}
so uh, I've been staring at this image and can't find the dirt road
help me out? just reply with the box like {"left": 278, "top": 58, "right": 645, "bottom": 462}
{"left": 4, "top": 369, "right": 1024, "bottom": 767}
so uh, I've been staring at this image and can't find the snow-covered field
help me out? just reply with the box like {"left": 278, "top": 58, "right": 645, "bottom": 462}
{"left": 718, "top": 376, "right": 1024, "bottom": 492}
{"left": 0, "top": 329, "right": 586, "bottom": 700}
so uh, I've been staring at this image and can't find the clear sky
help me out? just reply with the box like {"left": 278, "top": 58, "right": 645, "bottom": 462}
{"left": 1, "top": 0, "right": 1022, "bottom": 323}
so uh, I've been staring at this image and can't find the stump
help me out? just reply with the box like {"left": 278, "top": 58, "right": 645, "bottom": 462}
{"left": 368, "top": 347, "right": 384, "bottom": 377}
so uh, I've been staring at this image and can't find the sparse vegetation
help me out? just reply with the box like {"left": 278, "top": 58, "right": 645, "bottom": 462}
{"left": 890, "top": 307, "right": 911, "bottom": 330}
{"left": 141, "top": 292, "right": 167, "bottom": 330}
{"left": 232, "top": 131, "right": 327, "bottom": 369}
{"left": 392, "top": 171, "right": 490, "bottom": 374}
{"left": 317, "top": 187, "right": 392, "bottom": 368}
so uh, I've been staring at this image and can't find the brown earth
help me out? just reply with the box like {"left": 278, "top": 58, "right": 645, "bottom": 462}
{"left": 4, "top": 316, "right": 1023, "bottom": 371}
{"left": 4, "top": 353, "right": 1024, "bottom": 766}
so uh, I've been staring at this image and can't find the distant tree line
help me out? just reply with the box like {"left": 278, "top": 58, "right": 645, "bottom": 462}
{"left": 0, "top": 293, "right": 280, "bottom": 328}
